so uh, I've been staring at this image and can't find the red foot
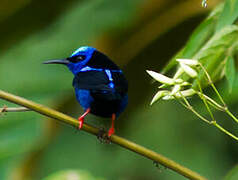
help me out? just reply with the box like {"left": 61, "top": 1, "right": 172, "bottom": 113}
{"left": 108, "top": 113, "right": 116, "bottom": 137}
{"left": 78, "top": 116, "right": 84, "bottom": 129}
{"left": 108, "top": 127, "right": 115, "bottom": 137}
{"left": 78, "top": 108, "right": 90, "bottom": 129}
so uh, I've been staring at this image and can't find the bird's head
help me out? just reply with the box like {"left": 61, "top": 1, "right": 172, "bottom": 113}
{"left": 44, "top": 46, "right": 95, "bottom": 75}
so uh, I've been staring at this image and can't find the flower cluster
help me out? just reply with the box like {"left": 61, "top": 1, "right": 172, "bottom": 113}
{"left": 147, "top": 58, "right": 238, "bottom": 141}
{"left": 147, "top": 59, "right": 199, "bottom": 105}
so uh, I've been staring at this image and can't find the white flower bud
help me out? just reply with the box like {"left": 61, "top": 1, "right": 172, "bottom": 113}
{"left": 162, "top": 95, "right": 174, "bottom": 100}
{"left": 173, "top": 68, "right": 184, "bottom": 79}
{"left": 158, "top": 84, "right": 167, "bottom": 89}
{"left": 146, "top": 70, "right": 175, "bottom": 85}
{"left": 180, "top": 82, "right": 190, "bottom": 86}
{"left": 151, "top": 90, "right": 169, "bottom": 105}
{"left": 174, "top": 78, "right": 183, "bottom": 84}
{"left": 176, "top": 59, "right": 199, "bottom": 66}
{"left": 170, "top": 84, "right": 181, "bottom": 95}
{"left": 175, "top": 89, "right": 196, "bottom": 98}
{"left": 179, "top": 63, "right": 198, "bottom": 78}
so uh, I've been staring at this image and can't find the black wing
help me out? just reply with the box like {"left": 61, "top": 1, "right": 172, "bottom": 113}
{"left": 73, "top": 71, "right": 127, "bottom": 92}
{"left": 73, "top": 70, "right": 128, "bottom": 100}
{"left": 73, "top": 71, "right": 111, "bottom": 91}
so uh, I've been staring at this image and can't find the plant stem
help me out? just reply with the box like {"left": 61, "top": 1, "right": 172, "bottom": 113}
{"left": 199, "top": 63, "right": 226, "bottom": 106}
{"left": 179, "top": 92, "right": 210, "bottom": 124}
{"left": 199, "top": 63, "right": 238, "bottom": 124}
{"left": 178, "top": 91, "right": 238, "bottom": 141}
{"left": 197, "top": 93, "right": 224, "bottom": 111}
{"left": 212, "top": 121, "right": 238, "bottom": 141}
{"left": 0, "top": 89, "right": 207, "bottom": 180}
{"left": 0, "top": 106, "right": 30, "bottom": 113}
{"left": 197, "top": 82, "right": 214, "bottom": 121}
{"left": 225, "top": 108, "right": 238, "bottom": 124}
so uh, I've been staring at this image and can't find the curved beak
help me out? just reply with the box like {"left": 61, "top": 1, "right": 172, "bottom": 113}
{"left": 43, "top": 59, "right": 70, "bottom": 65}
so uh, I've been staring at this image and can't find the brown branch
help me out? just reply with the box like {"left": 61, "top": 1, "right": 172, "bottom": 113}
{"left": 0, "top": 90, "right": 207, "bottom": 180}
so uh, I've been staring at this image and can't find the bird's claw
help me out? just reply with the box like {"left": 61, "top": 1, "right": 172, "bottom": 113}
{"left": 97, "top": 128, "right": 110, "bottom": 144}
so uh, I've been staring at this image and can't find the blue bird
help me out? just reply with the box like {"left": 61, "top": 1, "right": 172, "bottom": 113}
{"left": 44, "top": 46, "right": 128, "bottom": 136}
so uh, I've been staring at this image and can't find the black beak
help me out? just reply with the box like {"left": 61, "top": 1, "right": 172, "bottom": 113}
{"left": 43, "top": 59, "right": 70, "bottom": 65}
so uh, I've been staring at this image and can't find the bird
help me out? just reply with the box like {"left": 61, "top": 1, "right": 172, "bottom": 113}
{"left": 43, "top": 46, "right": 128, "bottom": 137}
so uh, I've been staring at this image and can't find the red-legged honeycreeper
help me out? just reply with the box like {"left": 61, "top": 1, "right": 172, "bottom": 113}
{"left": 43, "top": 46, "right": 128, "bottom": 136}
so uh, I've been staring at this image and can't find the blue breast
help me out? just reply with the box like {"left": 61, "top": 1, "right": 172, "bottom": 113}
{"left": 75, "top": 89, "right": 93, "bottom": 110}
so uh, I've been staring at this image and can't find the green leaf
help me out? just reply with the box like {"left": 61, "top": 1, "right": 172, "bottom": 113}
{"left": 216, "top": 0, "right": 238, "bottom": 31}
{"left": 191, "top": 25, "right": 238, "bottom": 89}
{"left": 182, "top": 3, "right": 224, "bottom": 58}
{"left": 162, "top": 4, "right": 223, "bottom": 73}
{"left": 225, "top": 56, "right": 236, "bottom": 92}
{"left": 225, "top": 165, "right": 238, "bottom": 180}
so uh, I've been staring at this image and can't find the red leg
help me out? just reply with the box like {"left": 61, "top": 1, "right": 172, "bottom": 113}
{"left": 108, "top": 113, "right": 116, "bottom": 137}
{"left": 78, "top": 108, "right": 90, "bottom": 129}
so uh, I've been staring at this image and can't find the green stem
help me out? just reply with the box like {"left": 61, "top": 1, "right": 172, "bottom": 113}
{"left": 212, "top": 122, "right": 238, "bottom": 141}
{"left": 199, "top": 63, "right": 226, "bottom": 106}
{"left": 210, "top": 83, "right": 226, "bottom": 106}
{"left": 179, "top": 92, "right": 210, "bottom": 124}
{"left": 0, "top": 89, "right": 207, "bottom": 180}
{"left": 225, "top": 108, "right": 238, "bottom": 124}
{"left": 198, "top": 63, "right": 238, "bottom": 124}
{"left": 197, "top": 82, "right": 214, "bottom": 121}
{"left": 178, "top": 91, "right": 238, "bottom": 141}
{"left": 198, "top": 93, "right": 224, "bottom": 111}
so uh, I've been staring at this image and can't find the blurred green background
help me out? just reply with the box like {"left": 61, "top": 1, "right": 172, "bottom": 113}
{"left": 1, "top": 0, "right": 238, "bottom": 179}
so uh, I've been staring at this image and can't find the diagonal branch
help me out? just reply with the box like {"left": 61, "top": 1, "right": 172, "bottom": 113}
{"left": 0, "top": 89, "right": 207, "bottom": 180}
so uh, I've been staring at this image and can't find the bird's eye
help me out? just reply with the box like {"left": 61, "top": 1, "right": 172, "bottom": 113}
{"left": 77, "top": 55, "right": 85, "bottom": 61}
{"left": 68, "top": 55, "right": 86, "bottom": 63}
